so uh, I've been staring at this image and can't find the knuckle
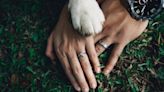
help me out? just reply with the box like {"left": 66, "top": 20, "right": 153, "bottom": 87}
{"left": 116, "top": 39, "right": 127, "bottom": 45}
{"left": 73, "top": 66, "right": 81, "bottom": 76}
{"left": 69, "top": 54, "right": 76, "bottom": 61}
{"left": 56, "top": 45, "right": 67, "bottom": 57}
{"left": 55, "top": 48, "right": 61, "bottom": 55}
{"left": 45, "top": 51, "right": 51, "bottom": 58}
{"left": 64, "top": 64, "right": 71, "bottom": 73}
{"left": 115, "top": 52, "right": 120, "bottom": 58}
{"left": 58, "top": 44, "right": 64, "bottom": 51}
{"left": 83, "top": 61, "right": 90, "bottom": 69}
{"left": 56, "top": 48, "right": 65, "bottom": 57}
{"left": 90, "top": 52, "right": 97, "bottom": 58}
{"left": 87, "top": 72, "right": 94, "bottom": 80}
{"left": 66, "top": 46, "right": 74, "bottom": 54}
{"left": 112, "top": 52, "right": 120, "bottom": 58}
{"left": 75, "top": 42, "right": 83, "bottom": 50}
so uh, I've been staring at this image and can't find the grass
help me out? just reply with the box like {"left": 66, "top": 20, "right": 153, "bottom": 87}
{"left": 0, "top": 0, "right": 164, "bottom": 91}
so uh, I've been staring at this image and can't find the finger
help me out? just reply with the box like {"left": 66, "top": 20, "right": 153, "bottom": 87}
{"left": 86, "top": 38, "right": 101, "bottom": 73}
{"left": 95, "top": 37, "right": 113, "bottom": 56}
{"left": 46, "top": 33, "right": 56, "bottom": 61}
{"left": 103, "top": 44, "right": 125, "bottom": 75}
{"left": 94, "top": 33, "right": 104, "bottom": 43}
{"left": 56, "top": 50, "right": 81, "bottom": 91}
{"left": 77, "top": 50, "right": 97, "bottom": 89}
{"left": 67, "top": 50, "right": 89, "bottom": 92}
{"left": 94, "top": 23, "right": 111, "bottom": 43}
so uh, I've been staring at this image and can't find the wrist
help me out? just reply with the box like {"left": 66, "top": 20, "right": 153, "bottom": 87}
{"left": 122, "top": 0, "right": 164, "bottom": 20}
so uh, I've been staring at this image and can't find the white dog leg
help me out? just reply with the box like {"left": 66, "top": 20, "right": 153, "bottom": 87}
{"left": 68, "top": 0, "right": 105, "bottom": 36}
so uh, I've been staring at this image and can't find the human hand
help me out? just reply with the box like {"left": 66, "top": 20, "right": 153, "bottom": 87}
{"left": 46, "top": 5, "right": 101, "bottom": 92}
{"left": 95, "top": 0, "right": 149, "bottom": 75}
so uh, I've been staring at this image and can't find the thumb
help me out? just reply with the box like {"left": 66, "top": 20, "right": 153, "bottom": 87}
{"left": 46, "top": 32, "right": 56, "bottom": 63}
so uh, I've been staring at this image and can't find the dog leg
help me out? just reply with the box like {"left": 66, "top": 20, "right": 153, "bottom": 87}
{"left": 68, "top": 0, "right": 105, "bottom": 36}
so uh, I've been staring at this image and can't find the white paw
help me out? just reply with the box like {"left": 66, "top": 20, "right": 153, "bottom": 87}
{"left": 68, "top": 0, "right": 105, "bottom": 36}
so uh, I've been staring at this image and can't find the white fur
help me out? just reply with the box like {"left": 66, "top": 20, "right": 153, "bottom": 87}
{"left": 68, "top": 0, "right": 105, "bottom": 36}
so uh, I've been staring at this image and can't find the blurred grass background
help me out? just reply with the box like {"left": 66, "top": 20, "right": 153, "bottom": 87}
{"left": 0, "top": 0, "right": 163, "bottom": 92}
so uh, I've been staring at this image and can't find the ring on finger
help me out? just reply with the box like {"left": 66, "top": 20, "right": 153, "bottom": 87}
{"left": 77, "top": 51, "right": 87, "bottom": 59}
{"left": 98, "top": 41, "right": 109, "bottom": 49}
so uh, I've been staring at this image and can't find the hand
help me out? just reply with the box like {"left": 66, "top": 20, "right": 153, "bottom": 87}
{"left": 68, "top": 0, "right": 105, "bottom": 36}
{"left": 46, "top": 5, "right": 101, "bottom": 92}
{"left": 95, "top": 0, "right": 149, "bottom": 75}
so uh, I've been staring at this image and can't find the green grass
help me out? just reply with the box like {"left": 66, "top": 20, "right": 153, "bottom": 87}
{"left": 0, "top": 0, "right": 164, "bottom": 92}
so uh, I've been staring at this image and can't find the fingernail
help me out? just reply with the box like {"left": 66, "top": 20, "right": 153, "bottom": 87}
{"left": 103, "top": 70, "right": 109, "bottom": 75}
{"left": 91, "top": 82, "right": 97, "bottom": 89}
{"left": 75, "top": 86, "right": 81, "bottom": 91}
{"left": 83, "top": 88, "right": 89, "bottom": 92}
{"left": 96, "top": 68, "right": 101, "bottom": 73}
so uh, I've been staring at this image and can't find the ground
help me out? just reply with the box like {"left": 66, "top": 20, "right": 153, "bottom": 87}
{"left": 0, "top": 0, "right": 164, "bottom": 92}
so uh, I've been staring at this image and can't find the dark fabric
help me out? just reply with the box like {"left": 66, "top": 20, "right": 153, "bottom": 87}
{"left": 43, "top": 0, "right": 68, "bottom": 34}
{"left": 46, "top": 0, "right": 67, "bottom": 23}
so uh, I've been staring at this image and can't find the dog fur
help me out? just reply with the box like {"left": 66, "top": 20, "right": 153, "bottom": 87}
{"left": 68, "top": 0, "right": 105, "bottom": 36}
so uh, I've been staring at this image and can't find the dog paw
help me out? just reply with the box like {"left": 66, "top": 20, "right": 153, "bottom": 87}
{"left": 68, "top": 0, "right": 105, "bottom": 36}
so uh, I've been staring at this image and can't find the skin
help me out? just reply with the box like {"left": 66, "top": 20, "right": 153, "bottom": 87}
{"left": 46, "top": 0, "right": 148, "bottom": 91}
{"left": 46, "top": 5, "right": 99, "bottom": 92}
{"left": 95, "top": 0, "right": 149, "bottom": 74}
